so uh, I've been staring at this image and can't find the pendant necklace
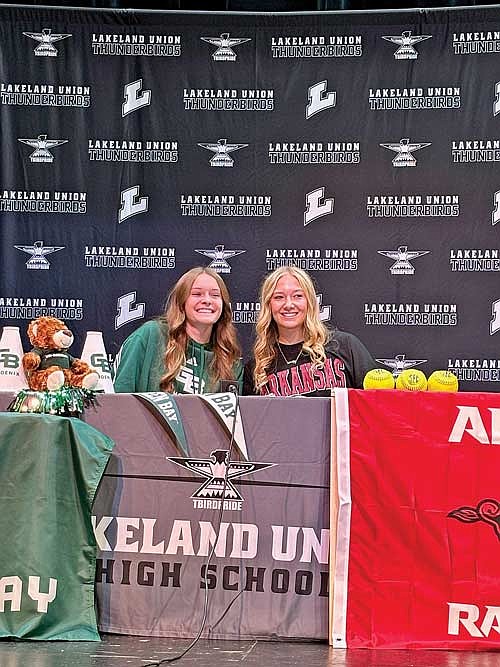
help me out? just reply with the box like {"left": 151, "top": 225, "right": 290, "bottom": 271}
{"left": 276, "top": 341, "right": 304, "bottom": 366}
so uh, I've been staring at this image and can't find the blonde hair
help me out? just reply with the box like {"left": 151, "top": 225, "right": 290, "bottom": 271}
{"left": 253, "top": 266, "right": 329, "bottom": 391}
{"left": 159, "top": 267, "right": 241, "bottom": 392}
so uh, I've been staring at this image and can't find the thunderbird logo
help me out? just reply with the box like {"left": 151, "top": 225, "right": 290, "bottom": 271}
{"left": 195, "top": 244, "right": 246, "bottom": 274}
{"left": 198, "top": 138, "right": 248, "bottom": 167}
{"left": 449, "top": 499, "right": 500, "bottom": 540}
{"left": 381, "top": 30, "right": 431, "bottom": 60}
{"left": 168, "top": 449, "right": 274, "bottom": 503}
{"left": 377, "top": 246, "right": 430, "bottom": 275}
{"left": 375, "top": 354, "right": 427, "bottom": 377}
{"left": 14, "top": 241, "right": 64, "bottom": 270}
{"left": 18, "top": 135, "right": 68, "bottom": 163}
{"left": 23, "top": 28, "right": 72, "bottom": 56}
{"left": 380, "top": 138, "right": 431, "bottom": 167}
{"left": 201, "top": 32, "right": 251, "bottom": 61}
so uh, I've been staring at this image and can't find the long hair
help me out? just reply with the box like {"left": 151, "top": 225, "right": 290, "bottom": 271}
{"left": 253, "top": 266, "right": 329, "bottom": 391}
{"left": 159, "top": 267, "right": 241, "bottom": 392}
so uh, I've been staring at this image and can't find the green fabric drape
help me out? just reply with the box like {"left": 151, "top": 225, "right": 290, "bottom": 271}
{"left": 0, "top": 413, "right": 114, "bottom": 640}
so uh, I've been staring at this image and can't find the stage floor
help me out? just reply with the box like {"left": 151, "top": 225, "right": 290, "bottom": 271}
{"left": 0, "top": 635, "right": 498, "bottom": 666}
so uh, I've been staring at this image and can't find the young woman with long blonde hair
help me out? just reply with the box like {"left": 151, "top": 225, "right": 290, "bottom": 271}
{"left": 243, "top": 266, "right": 375, "bottom": 397}
{"left": 114, "top": 267, "right": 242, "bottom": 393}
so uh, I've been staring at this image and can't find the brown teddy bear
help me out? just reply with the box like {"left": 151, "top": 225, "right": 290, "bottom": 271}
{"left": 22, "top": 316, "right": 99, "bottom": 392}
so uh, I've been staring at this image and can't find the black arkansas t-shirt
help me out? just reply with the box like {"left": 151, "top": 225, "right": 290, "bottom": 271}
{"left": 243, "top": 331, "right": 377, "bottom": 397}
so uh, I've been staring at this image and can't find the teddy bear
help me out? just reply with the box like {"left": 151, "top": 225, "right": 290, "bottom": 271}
{"left": 22, "top": 316, "right": 99, "bottom": 392}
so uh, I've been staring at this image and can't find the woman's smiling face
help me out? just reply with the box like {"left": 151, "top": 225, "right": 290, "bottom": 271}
{"left": 270, "top": 274, "right": 308, "bottom": 341}
{"left": 184, "top": 273, "right": 223, "bottom": 330}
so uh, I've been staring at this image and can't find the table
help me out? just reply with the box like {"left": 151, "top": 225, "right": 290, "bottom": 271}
{"left": 0, "top": 393, "right": 331, "bottom": 641}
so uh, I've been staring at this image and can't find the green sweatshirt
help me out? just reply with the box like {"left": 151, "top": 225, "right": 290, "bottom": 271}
{"left": 113, "top": 320, "right": 242, "bottom": 394}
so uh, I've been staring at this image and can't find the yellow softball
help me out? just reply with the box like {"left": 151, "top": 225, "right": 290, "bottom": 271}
{"left": 363, "top": 368, "right": 395, "bottom": 390}
{"left": 427, "top": 370, "right": 459, "bottom": 392}
{"left": 395, "top": 368, "right": 428, "bottom": 391}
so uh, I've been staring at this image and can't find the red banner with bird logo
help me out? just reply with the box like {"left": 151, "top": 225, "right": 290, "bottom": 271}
{"left": 331, "top": 388, "right": 500, "bottom": 649}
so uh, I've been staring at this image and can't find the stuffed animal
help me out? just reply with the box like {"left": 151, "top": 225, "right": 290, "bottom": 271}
{"left": 22, "top": 316, "right": 99, "bottom": 392}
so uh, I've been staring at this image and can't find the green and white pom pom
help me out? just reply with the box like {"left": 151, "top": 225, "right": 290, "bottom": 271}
{"left": 8, "top": 386, "right": 97, "bottom": 417}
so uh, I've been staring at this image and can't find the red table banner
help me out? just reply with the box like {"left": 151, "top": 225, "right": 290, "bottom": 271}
{"left": 332, "top": 388, "right": 500, "bottom": 649}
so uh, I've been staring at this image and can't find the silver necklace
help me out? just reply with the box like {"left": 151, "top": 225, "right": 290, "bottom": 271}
{"left": 276, "top": 341, "right": 304, "bottom": 366}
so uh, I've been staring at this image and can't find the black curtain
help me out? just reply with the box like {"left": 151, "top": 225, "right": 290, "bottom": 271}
{"left": 14, "top": 0, "right": 500, "bottom": 10}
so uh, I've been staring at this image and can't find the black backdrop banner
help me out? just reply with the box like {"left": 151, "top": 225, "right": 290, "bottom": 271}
{"left": 1, "top": 4, "right": 500, "bottom": 391}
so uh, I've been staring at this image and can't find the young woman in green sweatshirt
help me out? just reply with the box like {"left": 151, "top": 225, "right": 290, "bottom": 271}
{"left": 114, "top": 267, "right": 242, "bottom": 394}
